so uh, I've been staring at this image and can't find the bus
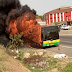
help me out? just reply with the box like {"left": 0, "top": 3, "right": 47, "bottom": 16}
{"left": 41, "top": 26, "right": 60, "bottom": 47}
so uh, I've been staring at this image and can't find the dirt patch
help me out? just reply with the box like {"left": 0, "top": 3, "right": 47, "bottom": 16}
{"left": 4, "top": 55, "right": 30, "bottom": 72}
{"left": 48, "top": 68, "right": 59, "bottom": 72}
{"left": 19, "top": 48, "right": 72, "bottom": 72}
{"left": 24, "top": 55, "right": 49, "bottom": 70}
{"left": 0, "top": 45, "right": 30, "bottom": 72}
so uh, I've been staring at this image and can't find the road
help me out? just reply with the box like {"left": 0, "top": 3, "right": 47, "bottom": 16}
{"left": 23, "top": 29, "right": 72, "bottom": 57}
{"left": 60, "top": 36, "right": 72, "bottom": 47}
{"left": 46, "top": 35, "right": 72, "bottom": 57}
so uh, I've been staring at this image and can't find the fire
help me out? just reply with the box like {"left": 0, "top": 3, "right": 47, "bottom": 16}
{"left": 0, "top": 0, "right": 41, "bottom": 47}
{"left": 7, "top": 19, "right": 18, "bottom": 35}
{"left": 7, "top": 12, "right": 42, "bottom": 47}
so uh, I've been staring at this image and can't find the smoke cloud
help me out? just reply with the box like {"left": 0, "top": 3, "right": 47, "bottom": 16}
{"left": 0, "top": 0, "right": 36, "bottom": 35}
{"left": 0, "top": 0, "right": 21, "bottom": 34}
{"left": 0, "top": 0, "right": 42, "bottom": 47}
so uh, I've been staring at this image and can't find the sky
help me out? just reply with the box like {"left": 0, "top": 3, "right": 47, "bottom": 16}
{"left": 20, "top": 0, "right": 72, "bottom": 15}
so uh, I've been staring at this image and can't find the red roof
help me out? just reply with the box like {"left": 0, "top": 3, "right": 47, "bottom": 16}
{"left": 41, "top": 24, "right": 52, "bottom": 27}
{"left": 45, "top": 7, "right": 72, "bottom": 14}
{"left": 36, "top": 18, "right": 42, "bottom": 22}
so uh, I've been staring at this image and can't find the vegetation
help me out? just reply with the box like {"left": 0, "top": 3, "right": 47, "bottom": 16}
{"left": 0, "top": 45, "right": 8, "bottom": 61}
{"left": 17, "top": 49, "right": 59, "bottom": 72}
{"left": 0, "top": 31, "right": 72, "bottom": 72}
{"left": 7, "top": 33, "right": 24, "bottom": 50}
{"left": 25, "top": 56, "right": 58, "bottom": 72}
{"left": 54, "top": 22, "right": 61, "bottom": 25}
{"left": 36, "top": 15, "right": 44, "bottom": 21}
{"left": 0, "top": 43, "right": 72, "bottom": 72}
{"left": 0, "top": 45, "right": 8, "bottom": 72}
{"left": 0, "top": 62, "right": 7, "bottom": 72}
{"left": 61, "top": 62, "right": 72, "bottom": 72}
{"left": 54, "top": 21, "right": 66, "bottom": 26}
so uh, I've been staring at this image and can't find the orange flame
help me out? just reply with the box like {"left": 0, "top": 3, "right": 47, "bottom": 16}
{"left": 7, "top": 19, "right": 18, "bottom": 35}
{"left": 7, "top": 12, "right": 42, "bottom": 47}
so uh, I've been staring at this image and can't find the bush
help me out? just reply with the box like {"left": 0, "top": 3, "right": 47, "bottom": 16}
{"left": 7, "top": 32, "right": 24, "bottom": 50}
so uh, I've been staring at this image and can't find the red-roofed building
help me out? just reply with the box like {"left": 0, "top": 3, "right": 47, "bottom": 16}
{"left": 36, "top": 18, "right": 46, "bottom": 25}
{"left": 44, "top": 6, "right": 72, "bottom": 25}
{"left": 36, "top": 18, "right": 42, "bottom": 22}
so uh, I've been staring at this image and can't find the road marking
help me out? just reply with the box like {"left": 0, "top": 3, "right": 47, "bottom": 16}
{"left": 60, "top": 45, "right": 72, "bottom": 49}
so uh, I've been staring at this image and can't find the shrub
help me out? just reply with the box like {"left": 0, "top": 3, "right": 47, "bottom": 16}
{"left": 7, "top": 32, "right": 24, "bottom": 50}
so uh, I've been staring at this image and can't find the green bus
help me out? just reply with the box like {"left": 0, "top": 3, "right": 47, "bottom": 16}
{"left": 41, "top": 26, "right": 60, "bottom": 47}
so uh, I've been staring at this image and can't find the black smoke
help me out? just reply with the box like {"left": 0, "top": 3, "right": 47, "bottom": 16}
{"left": 0, "top": 0, "right": 21, "bottom": 14}
{"left": 0, "top": 0, "right": 36, "bottom": 35}
{"left": 6, "top": 5, "right": 36, "bottom": 27}
{"left": 0, "top": 0, "right": 21, "bottom": 34}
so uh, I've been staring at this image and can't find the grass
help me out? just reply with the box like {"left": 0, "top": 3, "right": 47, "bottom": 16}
{"left": 0, "top": 45, "right": 8, "bottom": 61}
{"left": 21, "top": 49, "right": 35, "bottom": 55}
{"left": 2, "top": 44, "right": 72, "bottom": 72}
{"left": 43, "top": 57, "right": 59, "bottom": 71}
{"left": 26, "top": 65, "right": 42, "bottom": 72}
{"left": 0, "top": 62, "right": 7, "bottom": 72}
{"left": 6, "top": 46, "right": 72, "bottom": 72}
{"left": 49, "top": 58, "right": 58, "bottom": 66}
{"left": 25, "top": 57, "right": 59, "bottom": 72}
{"left": 17, "top": 49, "right": 59, "bottom": 72}
{"left": 29, "top": 69, "right": 42, "bottom": 72}
{"left": 0, "top": 44, "right": 9, "bottom": 72}
{"left": 61, "top": 62, "right": 72, "bottom": 72}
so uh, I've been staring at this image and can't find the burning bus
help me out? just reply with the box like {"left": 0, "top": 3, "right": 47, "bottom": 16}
{"left": 0, "top": 0, "right": 60, "bottom": 48}
{"left": 41, "top": 26, "right": 60, "bottom": 47}
{"left": 6, "top": 12, "right": 60, "bottom": 48}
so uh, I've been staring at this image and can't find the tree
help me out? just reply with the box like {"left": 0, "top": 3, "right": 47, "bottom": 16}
{"left": 36, "top": 14, "right": 44, "bottom": 21}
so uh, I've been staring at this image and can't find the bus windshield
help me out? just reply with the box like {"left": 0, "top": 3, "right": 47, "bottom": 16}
{"left": 41, "top": 32, "right": 59, "bottom": 41}
{"left": 41, "top": 26, "right": 59, "bottom": 41}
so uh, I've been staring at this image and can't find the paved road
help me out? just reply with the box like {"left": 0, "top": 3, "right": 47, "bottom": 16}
{"left": 46, "top": 35, "right": 72, "bottom": 57}
{"left": 59, "top": 30, "right": 72, "bottom": 35}
{"left": 60, "top": 36, "right": 72, "bottom": 47}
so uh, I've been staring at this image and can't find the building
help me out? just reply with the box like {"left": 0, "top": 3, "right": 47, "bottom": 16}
{"left": 44, "top": 6, "right": 72, "bottom": 25}
{"left": 36, "top": 18, "right": 46, "bottom": 25}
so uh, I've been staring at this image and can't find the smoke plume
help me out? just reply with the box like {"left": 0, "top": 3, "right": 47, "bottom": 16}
{"left": 0, "top": 0, "right": 42, "bottom": 47}
{"left": 0, "top": 0, "right": 21, "bottom": 34}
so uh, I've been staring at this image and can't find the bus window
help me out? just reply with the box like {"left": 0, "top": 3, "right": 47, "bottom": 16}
{"left": 44, "top": 32, "right": 59, "bottom": 40}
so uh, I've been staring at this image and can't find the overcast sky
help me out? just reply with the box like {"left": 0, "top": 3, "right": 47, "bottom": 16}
{"left": 20, "top": 0, "right": 72, "bottom": 15}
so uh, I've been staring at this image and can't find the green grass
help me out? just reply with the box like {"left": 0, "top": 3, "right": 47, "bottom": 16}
{"left": 44, "top": 58, "right": 59, "bottom": 71}
{"left": 49, "top": 58, "right": 58, "bottom": 66}
{"left": 26, "top": 65, "right": 42, "bottom": 72}
{"left": 61, "top": 62, "right": 72, "bottom": 72}
{"left": 30, "top": 69, "right": 42, "bottom": 72}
